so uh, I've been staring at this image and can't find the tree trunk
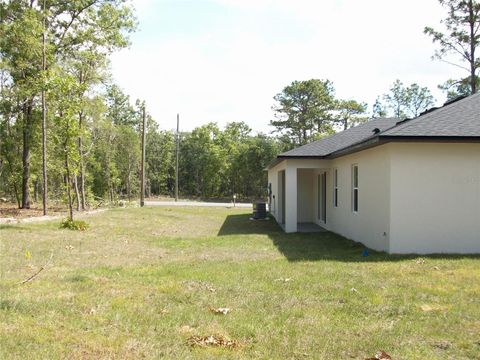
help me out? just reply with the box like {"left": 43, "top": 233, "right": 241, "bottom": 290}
{"left": 127, "top": 163, "right": 131, "bottom": 201}
{"left": 34, "top": 179, "right": 39, "bottom": 203}
{"left": 41, "top": 0, "right": 48, "bottom": 216}
{"left": 65, "top": 152, "right": 74, "bottom": 221}
{"left": 73, "top": 175, "right": 81, "bottom": 211}
{"left": 79, "top": 155, "right": 86, "bottom": 209}
{"left": 13, "top": 183, "right": 20, "bottom": 209}
{"left": 21, "top": 99, "right": 33, "bottom": 209}
{"left": 5, "top": 134, "right": 21, "bottom": 208}
{"left": 78, "top": 110, "right": 86, "bottom": 210}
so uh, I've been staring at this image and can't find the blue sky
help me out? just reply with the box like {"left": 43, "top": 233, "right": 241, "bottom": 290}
{"left": 111, "top": 0, "right": 465, "bottom": 133}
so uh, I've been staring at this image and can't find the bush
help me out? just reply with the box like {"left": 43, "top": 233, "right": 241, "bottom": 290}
{"left": 60, "top": 218, "right": 89, "bottom": 231}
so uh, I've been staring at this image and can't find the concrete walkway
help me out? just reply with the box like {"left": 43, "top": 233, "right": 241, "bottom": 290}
{"left": 297, "top": 222, "right": 327, "bottom": 233}
{"left": 145, "top": 201, "right": 252, "bottom": 208}
{"left": 279, "top": 222, "right": 327, "bottom": 233}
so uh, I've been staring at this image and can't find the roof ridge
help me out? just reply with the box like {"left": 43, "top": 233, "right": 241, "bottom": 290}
{"left": 380, "top": 91, "right": 480, "bottom": 137}
{"left": 280, "top": 119, "right": 370, "bottom": 155}
{"left": 278, "top": 117, "right": 398, "bottom": 158}
{"left": 387, "top": 93, "right": 479, "bottom": 135}
{"left": 377, "top": 122, "right": 402, "bottom": 136}
{"left": 382, "top": 95, "right": 467, "bottom": 135}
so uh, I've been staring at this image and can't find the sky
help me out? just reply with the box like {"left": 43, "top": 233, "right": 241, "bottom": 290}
{"left": 110, "top": 0, "right": 465, "bottom": 133}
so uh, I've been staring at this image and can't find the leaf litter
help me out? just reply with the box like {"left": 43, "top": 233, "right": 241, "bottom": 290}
{"left": 433, "top": 340, "right": 452, "bottom": 350}
{"left": 187, "top": 334, "right": 239, "bottom": 349}
{"left": 210, "top": 307, "right": 231, "bottom": 315}
{"left": 365, "top": 350, "right": 392, "bottom": 360}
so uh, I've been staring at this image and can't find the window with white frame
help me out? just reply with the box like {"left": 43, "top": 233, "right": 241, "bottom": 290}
{"left": 352, "top": 165, "right": 359, "bottom": 212}
{"left": 333, "top": 168, "right": 338, "bottom": 207}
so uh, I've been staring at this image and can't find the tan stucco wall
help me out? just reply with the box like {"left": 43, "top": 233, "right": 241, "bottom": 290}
{"left": 267, "top": 153, "right": 390, "bottom": 248}
{"left": 389, "top": 142, "right": 480, "bottom": 254}
{"left": 297, "top": 169, "right": 315, "bottom": 223}
{"left": 268, "top": 159, "right": 330, "bottom": 232}
{"left": 327, "top": 146, "right": 391, "bottom": 252}
{"left": 267, "top": 161, "right": 286, "bottom": 223}
{"left": 268, "top": 141, "right": 480, "bottom": 254}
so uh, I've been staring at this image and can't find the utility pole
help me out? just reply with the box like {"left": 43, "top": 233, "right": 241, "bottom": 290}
{"left": 175, "top": 113, "right": 179, "bottom": 202}
{"left": 41, "top": 0, "right": 47, "bottom": 216}
{"left": 140, "top": 105, "right": 146, "bottom": 207}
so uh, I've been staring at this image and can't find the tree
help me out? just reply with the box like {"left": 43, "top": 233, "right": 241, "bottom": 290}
{"left": 270, "top": 79, "right": 336, "bottom": 145}
{"left": 220, "top": 121, "right": 252, "bottom": 196}
{"left": 68, "top": 51, "right": 109, "bottom": 210}
{"left": 425, "top": 0, "right": 480, "bottom": 95}
{"left": 49, "top": 72, "right": 84, "bottom": 220}
{"left": 89, "top": 100, "right": 120, "bottom": 202}
{"left": 407, "top": 83, "right": 436, "bottom": 117}
{"left": 0, "top": 0, "right": 136, "bottom": 210}
{"left": 376, "top": 80, "right": 435, "bottom": 119}
{"left": 439, "top": 76, "right": 480, "bottom": 100}
{"left": 335, "top": 100, "right": 368, "bottom": 130}
{"left": 179, "top": 123, "right": 226, "bottom": 198}
{"left": 372, "top": 97, "right": 388, "bottom": 118}
{"left": 115, "top": 125, "right": 140, "bottom": 201}
{"left": 234, "top": 134, "right": 282, "bottom": 198}
{"left": 0, "top": 3, "right": 44, "bottom": 208}
{"left": 383, "top": 80, "right": 409, "bottom": 119}
{"left": 146, "top": 125, "right": 175, "bottom": 196}
{"left": 102, "top": 86, "right": 142, "bottom": 201}
{"left": 0, "top": 72, "right": 23, "bottom": 207}
{"left": 105, "top": 84, "right": 138, "bottom": 127}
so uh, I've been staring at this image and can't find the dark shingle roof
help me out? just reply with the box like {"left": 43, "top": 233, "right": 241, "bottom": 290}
{"left": 276, "top": 92, "right": 480, "bottom": 162}
{"left": 380, "top": 92, "right": 480, "bottom": 137}
{"left": 279, "top": 117, "right": 398, "bottom": 157}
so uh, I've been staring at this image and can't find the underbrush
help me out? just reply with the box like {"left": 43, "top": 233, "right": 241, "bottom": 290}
{"left": 60, "top": 218, "right": 89, "bottom": 231}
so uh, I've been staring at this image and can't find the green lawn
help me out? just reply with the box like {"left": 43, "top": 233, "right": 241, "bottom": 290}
{"left": 1, "top": 207, "right": 479, "bottom": 359}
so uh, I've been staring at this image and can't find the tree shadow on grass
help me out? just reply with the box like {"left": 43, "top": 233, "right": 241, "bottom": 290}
{"left": 217, "top": 213, "right": 480, "bottom": 262}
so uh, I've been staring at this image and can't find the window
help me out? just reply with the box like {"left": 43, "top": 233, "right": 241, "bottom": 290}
{"left": 352, "top": 165, "right": 359, "bottom": 212}
{"left": 333, "top": 168, "right": 338, "bottom": 207}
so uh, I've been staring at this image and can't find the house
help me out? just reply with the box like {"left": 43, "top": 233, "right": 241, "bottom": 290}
{"left": 267, "top": 93, "right": 480, "bottom": 254}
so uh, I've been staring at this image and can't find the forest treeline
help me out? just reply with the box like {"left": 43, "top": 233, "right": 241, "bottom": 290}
{"left": 1, "top": 0, "right": 478, "bottom": 213}
{"left": 0, "top": 1, "right": 285, "bottom": 207}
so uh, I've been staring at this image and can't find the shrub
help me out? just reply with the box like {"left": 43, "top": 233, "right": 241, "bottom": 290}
{"left": 60, "top": 218, "right": 89, "bottom": 231}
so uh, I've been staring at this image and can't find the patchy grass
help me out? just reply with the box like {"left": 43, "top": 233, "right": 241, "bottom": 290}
{"left": 0, "top": 201, "right": 67, "bottom": 219}
{"left": 0, "top": 207, "right": 479, "bottom": 359}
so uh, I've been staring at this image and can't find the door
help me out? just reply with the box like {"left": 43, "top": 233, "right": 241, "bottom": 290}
{"left": 318, "top": 172, "right": 327, "bottom": 223}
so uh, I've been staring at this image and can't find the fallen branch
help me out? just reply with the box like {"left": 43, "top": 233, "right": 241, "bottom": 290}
{"left": 18, "top": 266, "right": 46, "bottom": 285}
{"left": 18, "top": 252, "right": 53, "bottom": 285}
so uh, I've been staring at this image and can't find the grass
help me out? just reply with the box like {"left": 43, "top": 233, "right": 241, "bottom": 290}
{"left": 0, "top": 207, "right": 479, "bottom": 359}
